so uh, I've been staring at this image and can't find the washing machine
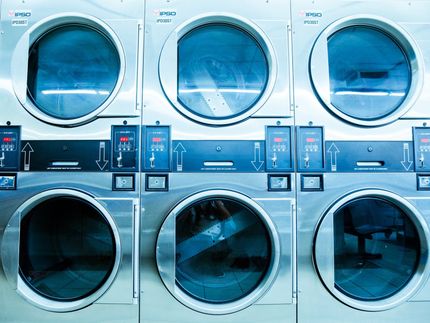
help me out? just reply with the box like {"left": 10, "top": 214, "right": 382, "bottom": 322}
{"left": 292, "top": 0, "right": 430, "bottom": 142}
{"left": 296, "top": 126, "right": 430, "bottom": 322}
{"left": 143, "top": 0, "right": 292, "bottom": 145}
{"left": 0, "top": 125, "right": 140, "bottom": 322}
{"left": 140, "top": 125, "right": 295, "bottom": 322}
{"left": 0, "top": 0, "right": 143, "bottom": 140}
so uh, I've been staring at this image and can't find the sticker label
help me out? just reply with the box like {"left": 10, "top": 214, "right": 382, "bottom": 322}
{"left": 12, "top": 19, "right": 28, "bottom": 26}
{"left": 153, "top": 9, "right": 177, "bottom": 24}
{"left": 9, "top": 9, "right": 31, "bottom": 27}
{"left": 299, "top": 10, "right": 323, "bottom": 26}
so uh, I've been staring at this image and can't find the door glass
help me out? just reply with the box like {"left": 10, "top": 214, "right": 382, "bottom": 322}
{"left": 327, "top": 26, "right": 411, "bottom": 120}
{"left": 27, "top": 24, "right": 120, "bottom": 120}
{"left": 333, "top": 197, "right": 420, "bottom": 300}
{"left": 19, "top": 196, "right": 116, "bottom": 301}
{"left": 175, "top": 198, "right": 271, "bottom": 303}
{"left": 178, "top": 23, "right": 269, "bottom": 120}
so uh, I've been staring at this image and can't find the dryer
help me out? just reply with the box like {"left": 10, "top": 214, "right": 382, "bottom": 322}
{"left": 0, "top": 0, "right": 143, "bottom": 140}
{"left": 296, "top": 126, "right": 430, "bottom": 322}
{"left": 0, "top": 125, "right": 140, "bottom": 322}
{"left": 140, "top": 126, "right": 296, "bottom": 322}
{"left": 292, "top": 0, "right": 430, "bottom": 142}
{"left": 143, "top": 0, "right": 292, "bottom": 145}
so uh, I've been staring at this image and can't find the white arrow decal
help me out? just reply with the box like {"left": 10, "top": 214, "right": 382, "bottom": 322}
{"left": 251, "top": 142, "right": 264, "bottom": 171}
{"left": 21, "top": 142, "right": 34, "bottom": 171}
{"left": 401, "top": 143, "right": 413, "bottom": 171}
{"left": 327, "top": 143, "right": 340, "bottom": 172}
{"left": 96, "top": 142, "right": 109, "bottom": 171}
{"left": 174, "top": 142, "right": 186, "bottom": 172}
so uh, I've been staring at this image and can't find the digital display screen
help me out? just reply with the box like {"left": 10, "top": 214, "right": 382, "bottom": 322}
{"left": 152, "top": 137, "right": 162, "bottom": 142}
{"left": 3, "top": 137, "right": 13, "bottom": 142}
{"left": 120, "top": 137, "right": 129, "bottom": 142}
{"left": 420, "top": 138, "right": 430, "bottom": 143}
{"left": 274, "top": 137, "right": 283, "bottom": 143}
{"left": 306, "top": 138, "right": 316, "bottom": 143}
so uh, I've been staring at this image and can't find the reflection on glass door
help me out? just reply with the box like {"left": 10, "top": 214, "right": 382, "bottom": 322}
{"left": 27, "top": 25, "right": 120, "bottom": 120}
{"left": 333, "top": 197, "right": 420, "bottom": 300}
{"left": 175, "top": 198, "right": 271, "bottom": 303}
{"left": 19, "top": 196, "right": 116, "bottom": 301}
{"left": 178, "top": 23, "right": 268, "bottom": 120}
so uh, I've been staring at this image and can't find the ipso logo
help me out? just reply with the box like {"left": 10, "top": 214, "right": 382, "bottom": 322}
{"left": 153, "top": 9, "right": 177, "bottom": 17}
{"left": 8, "top": 10, "right": 32, "bottom": 18}
{"left": 299, "top": 10, "right": 323, "bottom": 18}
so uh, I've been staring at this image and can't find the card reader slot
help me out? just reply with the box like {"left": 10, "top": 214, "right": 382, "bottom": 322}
{"left": 356, "top": 161, "right": 385, "bottom": 167}
{"left": 203, "top": 161, "right": 234, "bottom": 167}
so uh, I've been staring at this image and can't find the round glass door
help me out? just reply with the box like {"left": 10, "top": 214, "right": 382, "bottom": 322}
{"left": 157, "top": 191, "right": 279, "bottom": 314}
{"left": 333, "top": 197, "right": 419, "bottom": 300}
{"left": 177, "top": 23, "right": 269, "bottom": 121}
{"left": 327, "top": 26, "right": 411, "bottom": 120}
{"left": 27, "top": 24, "right": 120, "bottom": 121}
{"left": 309, "top": 17, "right": 423, "bottom": 126}
{"left": 19, "top": 196, "right": 116, "bottom": 302}
{"left": 314, "top": 191, "right": 429, "bottom": 311}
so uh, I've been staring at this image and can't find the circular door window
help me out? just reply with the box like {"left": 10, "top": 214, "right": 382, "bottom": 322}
{"left": 314, "top": 191, "right": 429, "bottom": 311}
{"left": 16, "top": 194, "right": 118, "bottom": 310}
{"left": 27, "top": 24, "right": 121, "bottom": 121}
{"left": 310, "top": 17, "right": 423, "bottom": 126}
{"left": 328, "top": 26, "right": 410, "bottom": 120}
{"left": 177, "top": 23, "right": 269, "bottom": 122}
{"left": 157, "top": 191, "right": 280, "bottom": 314}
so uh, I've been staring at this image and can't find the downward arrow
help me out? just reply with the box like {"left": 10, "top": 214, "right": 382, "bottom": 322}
{"left": 401, "top": 143, "right": 413, "bottom": 171}
{"left": 96, "top": 142, "right": 108, "bottom": 171}
{"left": 251, "top": 142, "right": 264, "bottom": 171}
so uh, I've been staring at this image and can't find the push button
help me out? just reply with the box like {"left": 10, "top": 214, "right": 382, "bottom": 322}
{"left": 417, "top": 175, "right": 430, "bottom": 190}
{"left": 268, "top": 175, "right": 290, "bottom": 191}
{"left": 113, "top": 174, "right": 135, "bottom": 191}
{"left": 0, "top": 173, "right": 17, "bottom": 190}
{"left": 146, "top": 174, "right": 168, "bottom": 191}
{"left": 301, "top": 174, "right": 323, "bottom": 191}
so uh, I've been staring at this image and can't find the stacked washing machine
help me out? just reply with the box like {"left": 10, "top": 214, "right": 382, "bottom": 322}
{"left": 292, "top": 0, "right": 430, "bottom": 322}
{"left": 140, "top": 0, "right": 296, "bottom": 322}
{"left": 0, "top": 1, "right": 142, "bottom": 322}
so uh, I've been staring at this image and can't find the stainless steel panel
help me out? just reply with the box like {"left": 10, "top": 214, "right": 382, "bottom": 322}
{"left": 297, "top": 173, "right": 430, "bottom": 323}
{"left": 0, "top": 0, "right": 143, "bottom": 135}
{"left": 143, "top": 0, "right": 292, "bottom": 140}
{"left": 141, "top": 173, "right": 296, "bottom": 322}
{"left": 292, "top": 0, "right": 430, "bottom": 139}
{"left": 0, "top": 172, "right": 138, "bottom": 321}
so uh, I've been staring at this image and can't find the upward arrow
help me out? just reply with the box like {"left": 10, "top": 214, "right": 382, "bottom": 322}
{"left": 327, "top": 143, "right": 340, "bottom": 172}
{"left": 174, "top": 143, "right": 186, "bottom": 172}
{"left": 21, "top": 142, "right": 34, "bottom": 171}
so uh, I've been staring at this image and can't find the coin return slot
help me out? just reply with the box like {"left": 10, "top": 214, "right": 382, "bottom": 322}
{"left": 203, "top": 161, "right": 234, "bottom": 167}
{"left": 50, "top": 161, "right": 80, "bottom": 167}
{"left": 356, "top": 161, "right": 385, "bottom": 167}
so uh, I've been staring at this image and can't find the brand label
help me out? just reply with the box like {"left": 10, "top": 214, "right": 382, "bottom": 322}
{"left": 299, "top": 10, "right": 323, "bottom": 26}
{"left": 8, "top": 10, "right": 32, "bottom": 18}
{"left": 153, "top": 9, "right": 177, "bottom": 24}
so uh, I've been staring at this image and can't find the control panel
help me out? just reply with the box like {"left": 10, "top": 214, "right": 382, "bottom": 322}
{"left": 0, "top": 126, "right": 20, "bottom": 171}
{"left": 413, "top": 127, "right": 430, "bottom": 171}
{"left": 143, "top": 126, "right": 170, "bottom": 172}
{"left": 111, "top": 126, "right": 139, "bottom": 171}
{"left": 297, "top": 127, "right": 324, "bottom": 172}
{"left": 265, "top": 126, "right": 293, "bottom": 172}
